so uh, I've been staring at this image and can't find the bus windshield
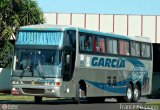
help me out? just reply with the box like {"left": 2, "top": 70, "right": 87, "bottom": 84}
{"left": 13, "top": 49, "right": 62, "bottom": 78}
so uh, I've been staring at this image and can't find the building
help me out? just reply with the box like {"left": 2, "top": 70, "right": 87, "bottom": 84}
{"left": 44, "top": 12, "right": 160, "bottom": 43}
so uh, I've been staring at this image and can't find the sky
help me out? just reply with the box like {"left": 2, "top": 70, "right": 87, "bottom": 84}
{"left": 36, "top": 0, "right": 160, "bottom": 15}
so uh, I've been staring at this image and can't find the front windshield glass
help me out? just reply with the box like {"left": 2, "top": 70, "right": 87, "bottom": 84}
{"left": 13, "top": 49, "right": 62, "bottom": 78}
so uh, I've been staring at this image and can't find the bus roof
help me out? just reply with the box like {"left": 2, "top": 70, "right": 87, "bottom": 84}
{"left": 19, "top": 24, "right": 151, "bottom": 43}
{"left": 19, "top": 24, "right": 68, "bottom": 31}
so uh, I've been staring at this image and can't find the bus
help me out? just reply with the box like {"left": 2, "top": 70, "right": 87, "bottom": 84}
{"left": 11, "top": 24, "right": 152, "bottom": 103}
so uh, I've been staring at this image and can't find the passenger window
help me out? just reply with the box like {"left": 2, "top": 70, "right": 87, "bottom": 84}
{"left": 107, "top": 39, "right": 117, "bottom": 54}
{"left": 93, "top": 37, "right": 105, "bottom": 53}
{"left": 130, "top": 42, "right": 140, "bottom": 57}
{"left": 79, "top": 33, "right": 93, "bottom": 52}
{"left": 141, "top": 44, "right": 151, "bottom": 58}
{"left": 119, "top": 40, "right": 130, "bottom": 55}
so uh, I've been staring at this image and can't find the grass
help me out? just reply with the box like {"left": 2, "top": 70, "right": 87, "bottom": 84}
{"left": 0, "top": 94, "right": 34, "bottom": 101}
{"left": 145, "top": 101, "right": 160, "bottom": 108}
{"left": 0, "top": 93, "right": 58, "bottom": 101}
{"left": 146, "top": 101, "right": 160, "bottom": 105}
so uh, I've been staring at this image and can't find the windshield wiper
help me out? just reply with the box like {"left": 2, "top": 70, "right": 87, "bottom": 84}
{"left": 20, "top": 69, "right": 25, "bottom": 78}
{"left": 37, "top": 69, "right": 45, "bottom": 79}
{"left": 20, "top": 67, "right": 30, "bottom": 78}
{"left": 36, "top": 62, "right": 45, "bottom": 79}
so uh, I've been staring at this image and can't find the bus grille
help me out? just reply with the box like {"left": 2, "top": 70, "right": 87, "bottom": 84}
{"left": 22, "top": 88, "right": 45, "bottom": 94}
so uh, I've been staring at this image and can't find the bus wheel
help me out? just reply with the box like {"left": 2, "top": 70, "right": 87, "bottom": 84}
{"left": 117, "top": 84, "right": 133, "bottom": 103}
{"left": 132, "top": 85, "right": 141, "bottom": 103}
{"left": 73, "top": 83, "right": 85, "bottom": 104}
{"left": 125, "top": 83, "right": 133, "bottom": 102}
{"left": 34, "top": 96, "right": 42, "bottom": 103}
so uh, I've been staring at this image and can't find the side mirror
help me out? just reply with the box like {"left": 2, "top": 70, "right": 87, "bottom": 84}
{"left": 66, "top": 55, "right": 70, "bottom": 64}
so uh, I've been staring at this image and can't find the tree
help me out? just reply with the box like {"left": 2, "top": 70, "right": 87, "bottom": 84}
{"left": 0, "top": 0, "right": 45, "bottom": 68}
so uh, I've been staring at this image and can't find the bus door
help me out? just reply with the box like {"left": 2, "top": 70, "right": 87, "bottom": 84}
{"left": 62, "top": 30, "right": 76, "bottom": 81}
{"left": 62, "top": 50, "right": 74, "bottom": 81}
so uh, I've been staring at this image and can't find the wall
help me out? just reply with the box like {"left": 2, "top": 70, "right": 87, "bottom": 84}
{"left": 44, "top": 13, "right": 160, "bottom": 43}
{"left": 0, "top": 68, "right": 11, "bottom": 93}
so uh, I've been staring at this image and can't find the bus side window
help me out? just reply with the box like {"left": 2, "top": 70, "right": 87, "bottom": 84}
{"left": 79, "top": 34, "right": 85, "bottom": 51}
{"left": 146, "top": 44, "right": 151, "bottom": 58}
{"left": 141, "top": 43, "right": 146, "bottom": 57}
{"left": 107, "top": 39, "right": 118, "bottom": 54}
{"left": 141, "top": 43, "right": 151, "bottom": 58}
{"left": 93, "top": 36, "right": 105, "bottom": 53}
{"left": 119, "top": 40, "right": 130, "bottom": 55}
{"left": 79, "top": 33, "right": 93, "bottom": 52}
{"left": 130, "top": 42, "right": 140, "bottom": 57}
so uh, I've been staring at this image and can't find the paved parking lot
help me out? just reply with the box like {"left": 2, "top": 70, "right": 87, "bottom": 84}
{"left": 0, "top": 97, "right": 159, "bottom": 110}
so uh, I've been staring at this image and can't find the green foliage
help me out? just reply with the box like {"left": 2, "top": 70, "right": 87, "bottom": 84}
{"left": 0, "top": 0, "right": 45, "bottom": 68}
{"left": 0, "top": 41, "right": 13, "bottom": 68}
{"left": 2, "top": 26, "right": 14, "bottom": 40}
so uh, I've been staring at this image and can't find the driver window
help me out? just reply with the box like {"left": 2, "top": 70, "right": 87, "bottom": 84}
{"left": 65, "top": 31, "right": 76, "bottom": 48}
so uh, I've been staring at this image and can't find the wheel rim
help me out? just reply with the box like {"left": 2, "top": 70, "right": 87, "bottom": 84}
{"left": 79, "top": 89, "right": 85, "bottom": 97}
{"left": 134, "top": 88, "right": 139, "bottom": 100}
{"left": 79, "top": 89, "right": 82, "bottom": 97}
{"left": 127, "top": 88, "right": 132, "bottom": 99}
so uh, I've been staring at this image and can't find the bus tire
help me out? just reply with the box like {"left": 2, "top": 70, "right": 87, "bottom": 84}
{"left": 34, "top": 96, "right": 42, "bottom": 103}
{"left": 132, "top": 84, "right": 141, "bottom": 103}
{"left": 73, "top": 82, "right": 86, "bottom": 104}
{"left": 125, "top": 83, "right": 133, "bottom": 102}
{"left": 117, "top": 84, "right": 133, "bottom": 103}
{"left": 73, "top": 84, "right": 81, "bottom": 104}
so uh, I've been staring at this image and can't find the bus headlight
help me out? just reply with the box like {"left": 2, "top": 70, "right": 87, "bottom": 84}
{"left": 47, "top": 89, "right": 56, "bottom": 93}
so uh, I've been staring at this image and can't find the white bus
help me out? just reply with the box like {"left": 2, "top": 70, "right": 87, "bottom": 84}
{"left": 11, "top": 25, "right": 152, "bottom": 103}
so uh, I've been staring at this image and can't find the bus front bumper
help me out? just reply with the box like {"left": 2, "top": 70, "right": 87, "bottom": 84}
{"left": 11, "top": 85, "right": 61, "bottom": 97}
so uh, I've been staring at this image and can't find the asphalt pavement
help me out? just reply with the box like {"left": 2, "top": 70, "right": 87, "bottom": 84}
{"left": 0, "top": 97, "right": 159, "bottom": 110}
